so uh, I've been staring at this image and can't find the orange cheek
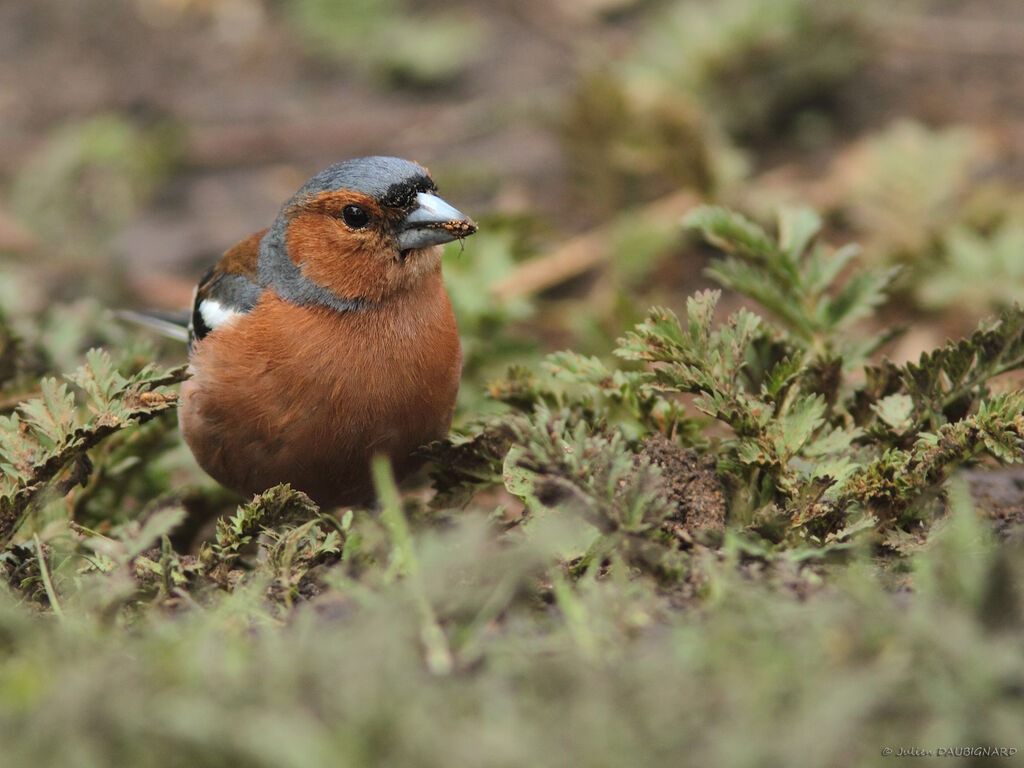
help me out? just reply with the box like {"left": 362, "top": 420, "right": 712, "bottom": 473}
{"left": 286, "top": 213, "right": 392, "bottom": 302}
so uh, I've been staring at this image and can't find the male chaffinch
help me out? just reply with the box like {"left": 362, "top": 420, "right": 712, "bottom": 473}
{"left": 176, "top": 156, "right": 476, "bottom": 507}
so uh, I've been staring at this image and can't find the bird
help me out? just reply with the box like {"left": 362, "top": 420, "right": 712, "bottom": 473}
{"left": 142, "top": 156, "right": 477, "bottom": 507}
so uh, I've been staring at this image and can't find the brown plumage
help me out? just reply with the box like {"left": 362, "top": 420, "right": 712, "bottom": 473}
{"left": 178, "top": 156, "right": 475, "bottom": 506}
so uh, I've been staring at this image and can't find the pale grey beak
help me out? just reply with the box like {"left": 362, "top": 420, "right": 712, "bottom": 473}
{"left": 396, "top": 192, "right": 477, "bottom": 252}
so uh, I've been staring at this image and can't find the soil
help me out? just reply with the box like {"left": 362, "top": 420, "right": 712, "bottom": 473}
{"left": 641, "top": 434, "right": 726, "bottom": 533}
{"left": 965, "top": 466, "right": 1024, "bottom": 539}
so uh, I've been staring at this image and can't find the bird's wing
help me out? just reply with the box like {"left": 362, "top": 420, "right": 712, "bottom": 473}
{"left": 189, "top": 229, "right": 268, "bottom": 346}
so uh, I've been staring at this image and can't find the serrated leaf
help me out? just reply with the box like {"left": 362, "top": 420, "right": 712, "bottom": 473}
{"left": 773, "top": 395, "right": 826, "bottom": 460}
{"left": 0, "top": 358, "right": 186, "bottom": 546}
{"left": 803, "top": 425, "right": 860, "bottom": 457}
{"left": 689, "top": 203, "right": 896, "bottom": 367}
{"left": 822, "top": 267, "right": 898, "bottom": 329}
{"left": 736, "top": 440, "right": 774, "bottom": 467}
{"left": 684, "top": 205, "right": 777, "bottom": 262}
{"left": 18, "top": 379, "right": 76, "bottom": 447}
{"left": 617, "top": 305, "right": 688, "bottom": 363}
{"left": 684, "top": 292, "right": 717, "bottom": 349}
{"left": 705, "top": 258, "right": 812, "bottom": 339}
{"left": 804, "top": 244, "right": 859, "bottom": 296}
{"left": 86, "top": 506, "right": 187, "bottom": 563}
{"left": 502, "top": 444, "right": 536, "bottom": 501}
{"left": 876, "top": 304, "right": 1024, "bottom": 429}
{"left": 544, "top": 351, "right": 610, "bottom": 384}
{"left": 778, "top": 207, "right": 822, "bottom": 263}
{"left": 806, "top": 455, "right": 858, "bottom": 486}
{"left": 872, "top": 393, "right": 915, "bottom": 432}
{"left": 67, "top": 348, "right": 126, "bottom": 409}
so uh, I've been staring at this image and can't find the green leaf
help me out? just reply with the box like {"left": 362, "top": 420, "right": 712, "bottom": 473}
{"left": 689, "top": 203, "right": 897, "bottom": 365}
{"left": 18, "top": 379, "right": 76, "bottom": 446}
{"left": 684, "top": 206, "right": 777, "bottom": 262}
{"left": 821, "top": 267, "right": 899, "bottom": 329}
{"left": 0, "top": 358, "right": 187, "bottom": 547}
{"left": 772, "top": 395, "right": 826, "bottom": 461}
{"left": 872, "top": 393, "right": 915, "bottom": 433}
{"left": 778, "top": 207, "right": 822, "bottom": 263}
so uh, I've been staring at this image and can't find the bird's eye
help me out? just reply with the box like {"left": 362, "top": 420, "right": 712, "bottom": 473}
{"left": 341, "top": 205, "right": 370, "bottom": 229}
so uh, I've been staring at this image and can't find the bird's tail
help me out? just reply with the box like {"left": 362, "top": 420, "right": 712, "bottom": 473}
{"left": 116, "top": 310, "right": 190, "bottom": 343}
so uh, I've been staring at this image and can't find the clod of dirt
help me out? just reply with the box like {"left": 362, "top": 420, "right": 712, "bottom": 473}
{"left": 641, "top": 434, "right": 726, "bottom": 533}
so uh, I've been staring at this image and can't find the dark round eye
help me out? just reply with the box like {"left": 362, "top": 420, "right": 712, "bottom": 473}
{"left": 341, "top": 205, "right": 370, "bottom": 229}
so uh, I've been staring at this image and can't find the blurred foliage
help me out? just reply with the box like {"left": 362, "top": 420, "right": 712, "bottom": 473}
{"left": 285, "top": 0, "right": 485, "bottom": 86}
{"left": 0, "top": 268, "right": 173, "bottom": 392}
{"left": 918, "top": 220, "right": 1024, "bottom": 311}
{"left": 826, "top": 120, "right": 1024, "bottom": 316}
{"left": 9, "top": 112, "right": 181, "bottom": 263}
{"left": 633, "top": 0, "right": 871, "bottom": 142}
{"left": 0, "top": 349, "right": 185, "bottom": 548}
{"left": 1, "top": 494, "right": 1022, "bottom": 766}
{"left": 564, "top": 70, "right": 746, "bottom": 213}
{"left": 833, "top": 120, "right": 986, "bottom": 262}
{"left": 564, "top": 0, "right": 873, "bottom": 213}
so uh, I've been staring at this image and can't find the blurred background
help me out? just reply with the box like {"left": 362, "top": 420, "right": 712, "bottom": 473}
{"left": 5, "top": 3, "right": 1024, "bottom": 759}
{"left": 3, "top": 0, "right": 1024, "bottom": 416}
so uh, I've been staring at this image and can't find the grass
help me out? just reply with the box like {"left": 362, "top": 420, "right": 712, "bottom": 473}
{"left": 1, "top": 503, "right": 1021, "bottom": 767}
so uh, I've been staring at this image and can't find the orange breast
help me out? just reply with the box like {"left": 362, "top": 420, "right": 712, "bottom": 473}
{"left": 179, "top": 270, "right": 461, "bottom": 506}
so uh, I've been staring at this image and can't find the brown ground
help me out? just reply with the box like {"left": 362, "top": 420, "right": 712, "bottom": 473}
{"left": 641, "top": 434, "right": 726, "bottom": 533}
{"left": 4, "top": 2, "right": 1024, "bottom": 284}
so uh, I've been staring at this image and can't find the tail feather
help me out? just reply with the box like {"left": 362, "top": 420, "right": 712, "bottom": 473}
{"left": 116, "top": 310, "right": 190, "bottom": 343}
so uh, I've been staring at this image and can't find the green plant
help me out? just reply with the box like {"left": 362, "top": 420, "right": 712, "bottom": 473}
{"left": 824, "top": 120, "right": 1024, "bottom": 318}
{"left": 918, "top": 220, "right": 1024, "bottom": 312}
{"left": 457, "top": 206, "right": 1024, "bottom": 549}
{"left": 0, "top": 350, "right": 185, "bottom": 547}
{"left": 635, "top": 0, "right": 871, "bottom": 142}
{"left": 563, "top": 0, "right": 874, "bottom": 212}
{"left": 285, "top": 0, "right": 484, "bottom": 86}
{"left": 9, "top": 112, "right": 180, "bottom": 262}
{"left": 834, "top": 120, "right": 987, "bottom": 262}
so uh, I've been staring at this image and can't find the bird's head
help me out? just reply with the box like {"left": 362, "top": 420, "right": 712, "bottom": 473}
{"left": 258, "top": 156, "right": 477, "bottom": 309}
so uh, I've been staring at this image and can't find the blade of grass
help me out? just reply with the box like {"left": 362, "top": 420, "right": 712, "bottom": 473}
{"left": 372, "top": 455, "right": 453, "bottom": 675}
{"left": 34, "top": 532, "right": 64, "bottom": 621}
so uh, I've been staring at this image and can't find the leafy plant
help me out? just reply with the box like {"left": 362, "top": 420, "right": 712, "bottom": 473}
{"left": 834, "top": 120, "right": 987, "bottom": 263}
{"left": 468, "top": 206, "right": 1024, "bottom": 547}
{"left": 9, "top": 112, "right": 181, "bottom": 262}
{"left": 826, "top": 120, "right": 1024, "bottom": 317}
{"left": 0, "top": 349, "right": 185, "bottom": 547}
{"left": 634, "top": 0, "right": 872, "bottom": 142}
{"left": 563, "top": 0, "right": 874, "bottom": 211}
{"left": 563, "top": 70, "right": 740, "bottom": 212}
{"left": 285, "top": 0, "right": 484, "bottom": 86}
{"left": 199, "top": 484, "right": 344, "bottom": 606}
{"left": 688, "top": 205, "right": 898, "bottom": 365}
{"left": 918, "top": 220, "right": 1024, "bottom": 312}
{"left": 0, "top": 200, "right": 1020, "bottom": 767}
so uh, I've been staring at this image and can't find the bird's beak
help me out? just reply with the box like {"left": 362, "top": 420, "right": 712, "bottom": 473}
{"left": 396, "top": 192, "right": 477, "bottom": 252}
